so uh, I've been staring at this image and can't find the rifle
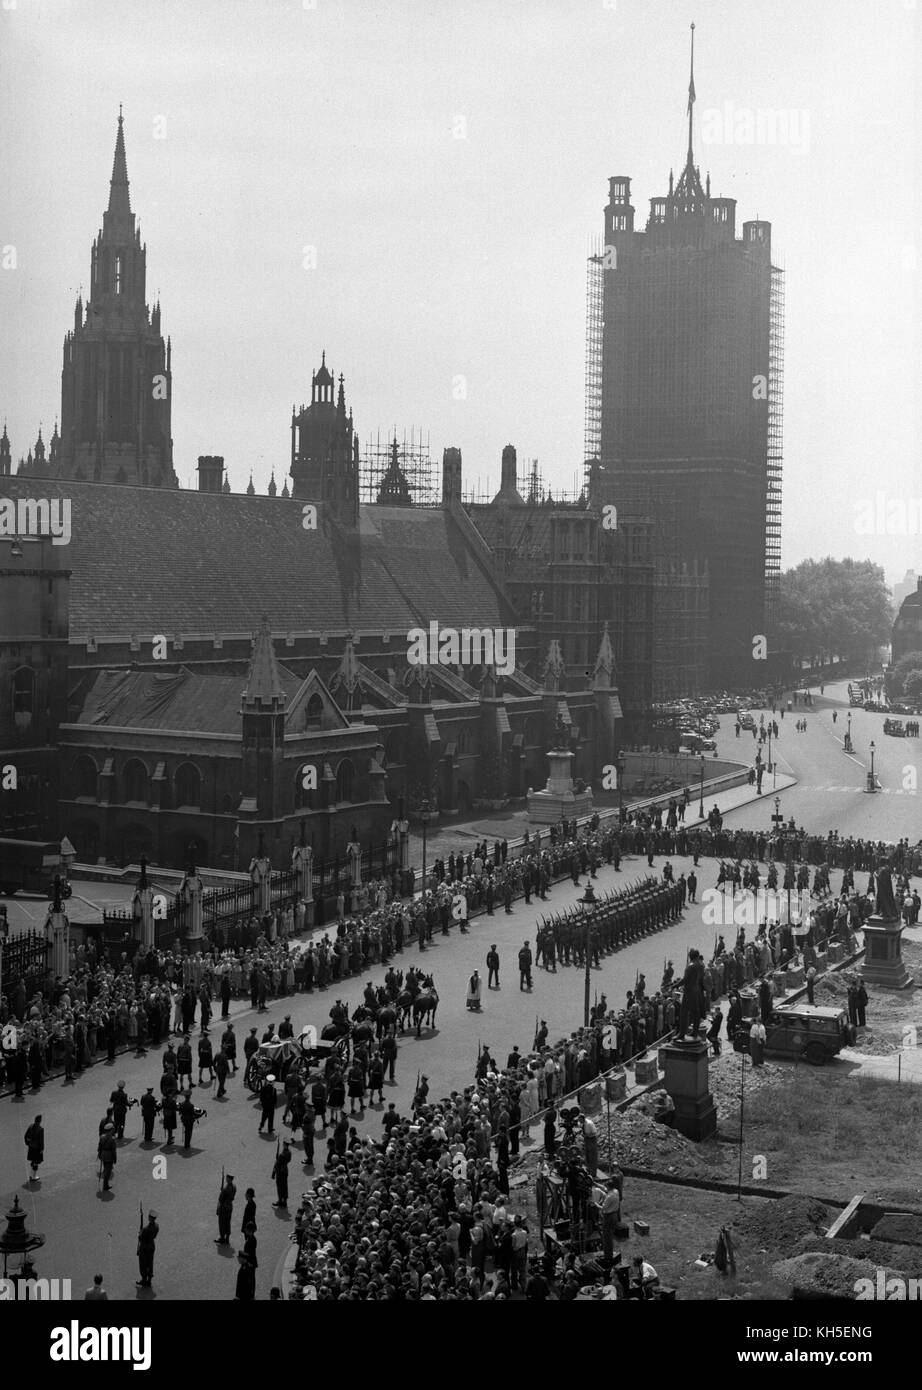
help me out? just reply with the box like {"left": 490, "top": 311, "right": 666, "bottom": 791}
{"left": 272, "top": 1138, "right": 279, "bottom": 1180}
{"left": 220, "top": 1164, "right": 225, "bottom": 1202}
{"left": 137, "top": 1201, "right": 144, "bottom": 1256}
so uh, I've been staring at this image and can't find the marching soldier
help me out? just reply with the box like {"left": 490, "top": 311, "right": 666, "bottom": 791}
{"left": 136, "top": 1210, "right": 159, "bottom": 1288}
{"left": 176, "top": 1035, "right": 194, "bottom": 1089}
{"left": 140, "top": 1087, "right": 160, "bottom": 1143}
{"left": 272, "top": 1139, "right": 292, "bottom": 1208}
{"left": 221, "top": 1022, "right": 238, "bottom": 1073}
{"left": 215, "top": 1173, "right": 236, "bottom": 1245}
{"left": 213, "top": 1046, "right": 231, "bottom": 1098}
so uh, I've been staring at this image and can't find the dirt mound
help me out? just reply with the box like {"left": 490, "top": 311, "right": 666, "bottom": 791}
{"left": 771, "top": 1250, "right": 880, "bottom": 1300}
{"left": 796, "top": 1234, "right": 922, "bottom": 1275}
{"left": 598, "top": 1109, "right": 728, "bottom": 1180}
{"left": 731, "top": 1194, "right": 831, "bottom": 1251}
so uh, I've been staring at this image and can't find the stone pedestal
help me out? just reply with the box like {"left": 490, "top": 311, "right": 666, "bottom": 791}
{"left": 661, "top": 1040, "right": 717, "bottom": 1141}
{"left": 827, "top": 942, "right": 844, "bottom": 964}
{"left": 605, "top": 1072, "right": 627, "bottom": 1102}
{"left": 578, "top": 1082, "right": 603, "bottom": 1114}
{"left": 784, "top": 965, "right": 805, "bottom": 990}
{"left": 861, "top": 915, "right": 913, "bottom": 989}
{"left": 526, "top": 747, "right": 593, "bottom": 825}
{"left": 634, "top": 1056, "right": 658, "bottom": 1085}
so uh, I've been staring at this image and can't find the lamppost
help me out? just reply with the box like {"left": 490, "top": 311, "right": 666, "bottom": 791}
{"left": 698, "top": 755, "right": 706, "bottom": 821}
{"left": 867, "top": 742, "right": 877, "bottom": 794}
{"left": 846, "top": 711, "right": 852, "bottom": 754}
{"left": 580, "top": 881, "right": 597, "bottom": 1027}
{"left": 617, "top": 753, "right": 625, "bottom": 824}
{"left": 766, "top": 724, "right": 773, "bottom": 773}
{"left": 419, "top": 800, "right": 431, "bottom": 906}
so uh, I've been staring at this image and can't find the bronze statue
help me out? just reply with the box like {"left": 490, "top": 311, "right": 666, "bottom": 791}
{"left": 873, "top": 859, "right": 899, "bottom": 921}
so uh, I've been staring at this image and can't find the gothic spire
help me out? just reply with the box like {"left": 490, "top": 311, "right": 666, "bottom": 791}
{"left": 686, "top": 22, "right": 696, "bottom": 169}
{"left": 242, "top": 614, "right": 286, "bottom": 710}
{"left": 108, "top": 108, "right": 132, "bottom": 219}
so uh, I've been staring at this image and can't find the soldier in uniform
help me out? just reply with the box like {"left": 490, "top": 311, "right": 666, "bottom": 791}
{"left": 110, "top": 1082, "right": 133, "bottom": 1140}
{"left": 176, "top": 1035, "right": 194, "bottom": 1090}
{"left": 221, "top": 1023, "right": 238, "bottom": 1073}
{"left": 179, "top": 1092, "right": 204, "bottom": 1150}
{"left": 136, "top": 1210, "right": 159, "bottom": 1288}
{"left": 215, "top": 1174, "right": 236, "bottom": 1244}
{"left": 140, "top": 1087, "right": 160, "bottom": 1143}
{"left": 272, "top": 1139, "right": 292, "bottom": 1208}
{"left": 241, "top": 1187, "right": 257, "bottom": 1234}
{"left": 161, "top": 1092, "right": 178, "bottom": 1146}
{"left": 97, "top": 1123, "right": 117, "bottom": 1191}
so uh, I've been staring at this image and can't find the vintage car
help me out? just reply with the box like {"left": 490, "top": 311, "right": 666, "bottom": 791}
{"left": 731, "top": 1004, "right": 855, "bottom": 1066}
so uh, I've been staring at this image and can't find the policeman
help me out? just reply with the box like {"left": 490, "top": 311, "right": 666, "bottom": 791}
{"left": 136, "top": 1210, "right": 159, "bottom": 1288}
{"left": 272, "top": 1140, "right": 292, "bottom": 1208}
{"left": 215, "top": 1174, "right": 236, "bottom": 1244}
{"left": 140, "top": 1087, "right": 160, "bottom": 1143}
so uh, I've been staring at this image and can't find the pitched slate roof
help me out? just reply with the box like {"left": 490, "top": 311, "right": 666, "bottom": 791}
{"left": 1, "top": 479, "right": 512, "bottom": 639}
{"left": 75, "top": 664, "right": 303, "bottom": 735}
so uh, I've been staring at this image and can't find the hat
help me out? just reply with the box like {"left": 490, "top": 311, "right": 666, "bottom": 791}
{"left": 266, "top": 1074, "right": 276, "bottom": 1083}
{"left": 148, "top": 1211, "right": 158, "bottom": 1220}
{"left": 117, "top": 1080, "right": 125, "bottom": 1087}
{"left": 146, "top": 1086, "right": 153, "bottom": 1092}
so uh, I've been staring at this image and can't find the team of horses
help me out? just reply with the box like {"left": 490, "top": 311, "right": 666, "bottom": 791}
{"left": 319, "top": 971, "right": 439, "bottom": 1054}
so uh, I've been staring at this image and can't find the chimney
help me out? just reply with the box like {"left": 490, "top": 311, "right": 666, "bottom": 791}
{"left": 442, "top": 447, "right": 462, "bottom": 506}
{"left": 197, "top": 455, "right": 224, "bottom": 493}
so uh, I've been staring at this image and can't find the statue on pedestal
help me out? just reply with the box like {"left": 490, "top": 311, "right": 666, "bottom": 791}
{"left": 873, "top": 859, "right": 899, "bottom": 921}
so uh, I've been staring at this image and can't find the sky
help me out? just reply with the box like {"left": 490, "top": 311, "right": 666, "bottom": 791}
{"left": 0, "top": 0, "right": 918, "bottom": 584}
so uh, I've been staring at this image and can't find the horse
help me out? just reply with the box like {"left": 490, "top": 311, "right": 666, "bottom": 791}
{"left": 395, "top": 991, "right": 413, "bottom": 1033}
{"left": 351, "top": 1019, "right": 375, "bottom": 1049}
{"left": 413, "top": 987, "right": 439, "bottom": 1037}
{"left": 376, "top": 1005, "right": 397, "bottom": 1040}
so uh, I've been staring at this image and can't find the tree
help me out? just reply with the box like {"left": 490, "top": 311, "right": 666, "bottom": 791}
{"left": 887, "top": 651, "right": 922, "bottom": 699}
{"left": 778, "top": 559, "right": 892, "bottom": 667}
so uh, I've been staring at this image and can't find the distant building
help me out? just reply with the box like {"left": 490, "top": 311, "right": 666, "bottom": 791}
{"left": 892, "top": 576, "right": 922, "bottom": 665}
{"left": 17, "top": 113, "right": 176, "bottom": 487}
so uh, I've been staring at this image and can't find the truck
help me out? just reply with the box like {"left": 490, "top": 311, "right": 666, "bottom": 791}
{"left": 0, "top": 839, "right": 63, "bottom": 896}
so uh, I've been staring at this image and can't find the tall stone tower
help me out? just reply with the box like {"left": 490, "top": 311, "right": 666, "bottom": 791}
{"left": 57, "top": 111, "right": 176, "bottom": 486}
{"left": 594, "top": 26, "right": 783, "bottom": 690}
{"left": 289, "top": 354, "right": 360, "bottom": 526}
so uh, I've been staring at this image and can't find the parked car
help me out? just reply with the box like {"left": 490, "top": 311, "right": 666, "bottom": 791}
{"left": 737, "top": 710, "right": 756, "bottom": 729}
{"left": 732, "top": 1005, "right": 855, "bottom": 1066}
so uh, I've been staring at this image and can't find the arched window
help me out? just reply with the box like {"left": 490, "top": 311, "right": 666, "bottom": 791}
{"left": 335, "top": 758, "right": 355, "bottom": 804}
{"left": 305, "top": 693, "right": 323, "bottom": 730}
{"left": 295, "top": 766, "right": 319, "bottom": 811}
{"left": 71, "top": 755, "right": 98, "bottom": 800}
{"left": 457, "top": 729, "right": 470, "bottom": 755}
{"left": 122, "top": 759, "right": 149, "bottom": 804}
{"left": 174, "top": 762, "right": 201, "bottom": 808}
{"left": 12, "top": 666, "right": 35, "bottom": 730}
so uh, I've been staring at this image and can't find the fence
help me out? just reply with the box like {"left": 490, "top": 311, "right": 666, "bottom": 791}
{"left": 0, "top": 929, "right": 48, "bottom": 1003}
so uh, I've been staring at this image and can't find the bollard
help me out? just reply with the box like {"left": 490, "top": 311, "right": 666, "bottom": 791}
{"left": 579, "top": 1082, "right": 603, "bottom": 1115}
{"left": 634, "top": 1056, "right": 658, "bottom": 1085}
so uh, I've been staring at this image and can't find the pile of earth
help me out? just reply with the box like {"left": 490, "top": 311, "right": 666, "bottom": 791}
{"left": 730, "top": 1194, "right": 831, "bottom": 1251}
{"left": 599, "top": 1108, "right": 728, "bottom": 1180}
{"left": 771, "top": 1251, "right": 890, "bottom": 1300}
{"left": 706, "top": 1054, "right": 789, "bottom": 1120}
{"left": 796, "top": 1234, "right": 922, "bottom": 1277}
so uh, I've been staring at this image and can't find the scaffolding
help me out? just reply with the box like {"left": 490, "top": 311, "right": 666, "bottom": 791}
{"left": 765, "top": 261, "right": 785, "bottom": 628}
{"left": 360, "top": 427, "right": 437, "bottom": 506}
{"left": 584, "top": 242, "right": 604, "bottom": 482}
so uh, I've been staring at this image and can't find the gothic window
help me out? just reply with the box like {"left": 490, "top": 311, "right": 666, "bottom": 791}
{"left": 115, "top": 255, "right": 123, "bottom": 294}
{"left": 305, "top": 694, "right": 323, "bottom": 730}
{"left": 122, "top": 759, "right": 149, "bottom": 804}
{"left": 174, "top": 762, "right": 201, "bottom": 807}
{"left": 71, "top": 755, "right": 98, "bottom": 800}
{"left": 457, "top": 729, "right": 470, "bottom": 755}
{"left": 335, "top": 758, "right": 355, "bottom": 804}
{"left": 12, "top": 666, "right": 34, "bottom": 730}
{"left": 295, "top": 768, "right": 318, "bottom": 811}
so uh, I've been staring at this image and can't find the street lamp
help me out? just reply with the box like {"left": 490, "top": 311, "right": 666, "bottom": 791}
{"left": 867, "top": 742, "right": 876, "bottom": 794}
{"left": 846, "top": 711, "right": 852, "bottom": 754}
{"left": 617, "top": 753, "right": 625, "bottom": 824}
{"left": 698, "top": 755, "right": 706, "bottom": 821}
{"left": 766, "top": 723, "right": 773, "bottom": 774}
{"left": 580, "top": 882, "right": 597, "bottom": 1027}
{"left": 418, "top": 799, "right": 431, "bottom": 949}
